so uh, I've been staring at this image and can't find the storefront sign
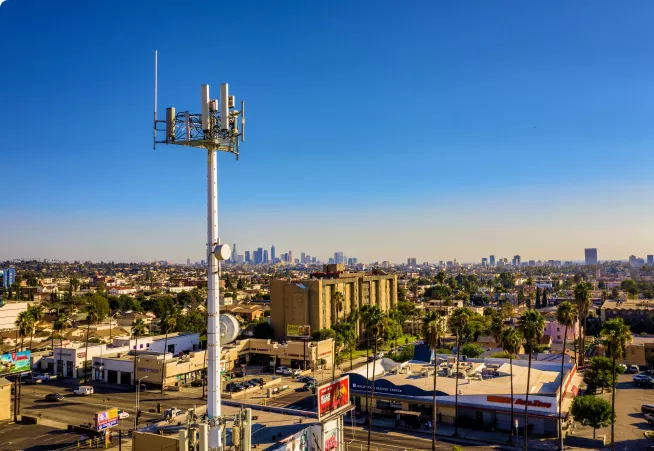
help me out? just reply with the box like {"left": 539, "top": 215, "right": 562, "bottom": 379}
{"left": 487, "top": 395, "right": 552, "bottom": 409}
{"left": 317, "top": 376, "right": 350, "bottom": 420}
{"left": 348, "top": 373, "right": 446, "bottom": 398}
{"left": 95, "top": 408, "right": 118, "bottom": 431}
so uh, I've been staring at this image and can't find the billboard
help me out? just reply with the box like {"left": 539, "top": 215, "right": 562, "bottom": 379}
{"left": 286, "top": 324, "right": 311, "bottom": 338}
{"left": 95, "top": 408, "right": 118, "bottom": 431}
{"left": 323, "top": 419, "right": 339, "bottom": 451}
{"left": 0, "top": 350, "right": 31, "bottom": 377}
{"left": 317, "top": 375, "right": 350, "bottom": 420}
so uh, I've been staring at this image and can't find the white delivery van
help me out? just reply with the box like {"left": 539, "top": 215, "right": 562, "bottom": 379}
{"left": 73, "top": 386, "right": 94, "bottom": 396}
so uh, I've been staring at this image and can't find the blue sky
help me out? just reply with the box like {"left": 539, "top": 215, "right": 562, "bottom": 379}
{"left": 2, "top": 1, "right": 654, "bottom": 263}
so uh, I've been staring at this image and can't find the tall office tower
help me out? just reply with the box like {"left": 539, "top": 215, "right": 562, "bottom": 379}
{"left": 306, "top": 255, "right": 311, "bottom": 263}
{"left": 245, "top": 251, "right": 251, "bottom": 264}
{"left": 232, "top": 243, "right": 237, "bottom": 262}
{"left": 288, "top": 250, "right": 293, "bottom": 264}
{"left": 263, "top": 250, "right": 269, "bottom": 263}
{"left": 186, "top": 258, "right": 191, "bottom": 266}
{"left": 489, "top": 255, "right": 495, "bottom": 266}
{"left": 301, "top": 253, "right": 306, "bottom": 264}
{"left": 585, "top": 248, "right": 598, "bottom": 265}
{"left": 312, "top": 257, "right": 317, "bottom": 263}
{"left": 481, "top": 258, "right": 488, "bottom": 266}
{"left": 271, "top": 245, "right": 276, "bottom": 262}
{"left": 513, "top": 255, "right": 521, "bottom": 266}
{"left": 343, "top": 255, "right": 348, "bottom": 266}
{"left": 1, "top": 268, "right": 16, "bottom": 288}
{"left": 529, "top": 260, "right": 536, "bottom": 267}
{"left": 407, "top": 258, "right": 417, "bottom": 267}
{"left": 255, "top": 247, "right": 263, "bottom": 264}
{"left": 334, "top": 252, "right": 344, "bottom": 264}
{"left": 648, "top": 255, "right": 654, "bottom": 265}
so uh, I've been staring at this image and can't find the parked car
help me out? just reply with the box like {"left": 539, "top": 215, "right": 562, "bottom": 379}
{"left": 36, "top": 373, "right": 56, "bottom": 382}
{"left": 645, "top": 413, "right": 654, "bottom": 426}
{"left": 635, "top": 377, "right": 654, "bottom": 388}
{"left": 618, "top": 363, "right": 628, "bottom": 372}
{"left": 249, "top": 378, "right": 264, "bottom": 386}
{"left": 164, "top": 408, "right": 183, "bottom": 419}
{"left": 117, "top": 410, "right": 129, "bottom": 419}
{"left": 190, "top": 379, "right": 203, "bottom": 387}
{"left": 44, "top": 393, "right": 64, "bottom": 402}
{"left": 276, "top": 366, "right": 291, "bottom": 375}
{"left": 225, "top": 382, "right": 244, "bottom": 392}
{"left": 630, "top": 365, "right": 640, "bottom": 374}
{"left": 302, "top": 383, "right": 316, "bottom": 392}
{"left": 261, "top": 365, "right": 274, "bottom": 373}
{"left": 297, "top": 375, "right": 311, "bottom": 383}
{"left": 289, "top": 369, "right": 301, "bottom": 377}
{"left": 241, "top": 380, "right": 256, "bottom": 388}
{"left": 633, "top": 374, "right": 653, "bottom": 383}
{"left": 73, "top": 386, "right": 94, "bottom": 396}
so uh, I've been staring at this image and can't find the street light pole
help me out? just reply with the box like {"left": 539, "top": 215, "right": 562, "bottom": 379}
{"left": 135, "top": 376, "right": 148, "bottom": 429}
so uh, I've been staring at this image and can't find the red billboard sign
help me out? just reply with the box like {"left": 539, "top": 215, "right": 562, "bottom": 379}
{"left": 317, "top": 375, "right": 350, "bottom": 420}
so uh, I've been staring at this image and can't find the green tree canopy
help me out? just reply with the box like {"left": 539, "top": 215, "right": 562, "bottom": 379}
{"left": 460, "top": 343, "right": 484, "bottom": 358}
{"left": 570, "top": 395, "right": 615, "bottom": 438}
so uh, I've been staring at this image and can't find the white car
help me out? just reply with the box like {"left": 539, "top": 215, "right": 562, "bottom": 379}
{"left": 73, "top": 386, "right": 94, "bottom": 396}
{"left": 117, "top": 410, "right": 129, "bottom": 419}
{"left": 276, "top": 366, "right": 290, "bottom": 375}
{"left": 36, "top": 373, "right": 56, "bottom": 382}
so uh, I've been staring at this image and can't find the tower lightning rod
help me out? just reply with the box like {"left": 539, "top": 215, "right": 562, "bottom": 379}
{"left": 153, "top": 50, "right": 158, "bottom": 150}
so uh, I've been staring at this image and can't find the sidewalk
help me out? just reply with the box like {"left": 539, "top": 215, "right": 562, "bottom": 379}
{"left": 364, "top": 417, "right": 559, "bottom": 451}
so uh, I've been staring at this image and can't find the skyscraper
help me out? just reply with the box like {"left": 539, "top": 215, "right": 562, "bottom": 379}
{"left": 232, "top": 243, "right": 237, "bottom": 263}
{"left": 263, "top": 249, "right": 269, "bottom": 263}
{"left": 334, "top": 252, "right": 344, "bottom": 264}
{"left": 584, "top": 248, "right": 598, "bottom": 265}
{"left": 648, "top": 255, "right": 654, "bottom": 266}
{"left": 301, "top": 252, "right": 306, "bottom": 264}
{"left": 187, "top": 258, "right": 191, "bottom": 266}
{"left": 489, "top": 255, "right": 495, "bottom": 266}
{"left": 271, "top": 245, "right": 276, "bottom": 262}
{"left": 245, "top": 251, "right": 251, "bottom": 264}
{"left": 513, "top": 255, "right": 521, "bottom": 266}
{"left": 1, "top": 268, "right": 16, "bottom": 288}
{"left": 407, "top": 258, "right": 417, "bottom": 267}
{"left": 288, "top": 250, "right": 293, "bottom": 264}
{"left": 481, "top": 258, "right": 487, "bottom": 266}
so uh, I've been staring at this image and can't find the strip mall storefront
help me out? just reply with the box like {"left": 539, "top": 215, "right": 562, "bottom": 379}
{"left": 346, "top": 373, "right": 562, "bottom": 437}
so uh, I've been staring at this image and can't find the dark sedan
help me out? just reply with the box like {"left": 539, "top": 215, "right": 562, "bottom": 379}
{"left": 44, "top": 393, "right": 64, "bottom": 402}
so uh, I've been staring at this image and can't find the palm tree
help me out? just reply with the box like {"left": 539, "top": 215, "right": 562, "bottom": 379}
{"left": 517, "top": 309, "right": 545, "bottom": 451}
{"left": 360, "top": 305, "right": 385, "bottom": 451}
{"left": 600, "top": 318, "right": 632, "bottom": 451}
{"left": 15, "top": 311, "right": 32, "bottom": 415}
{"left": 84, "top": 303, "right": 100, "bottom": 384}
{"left": 555, "top": 301, "right": 577, "bottom": 451}
{"left": 436, "top": 271, "right": 446, "bottom": 287}
{"left": 448, "top": 307, "right": 470, "bottom": 436}
{"left": 574, "top": 282, "right": 592, "bottom": 365}
{"left": 500, "top": 327, "right": 522, "bottom": 444}
{"left": 26, "top": 304, "right": 43, "bottom": 351}
{"left": 489, "top": 314, "right": 505, "bottom": 346}
{"left": 53, "top": 312, "right": 69, "bottom": 378}
{"left": 333, "top": 291, "right": 344, "bottom": 323}
{"left": 424, "top": 313, "right": 446, "bottom": 451}
{"left": 131, "top": 318, "right": 148, "bottom": 385}
{"left": 159, "top": 308, "right": 178, "bottom": 393}
{"left": 447, "top": 277, "right": 457, "bottom": 307}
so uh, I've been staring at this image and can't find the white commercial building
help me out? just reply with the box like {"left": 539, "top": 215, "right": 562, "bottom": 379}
{"left": 0, "top": 302, "right": 29, "bottom": 330}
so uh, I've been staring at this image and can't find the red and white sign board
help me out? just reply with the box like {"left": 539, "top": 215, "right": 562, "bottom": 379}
{"left": 317, "top": 375, "right": 350, "bottom": 420}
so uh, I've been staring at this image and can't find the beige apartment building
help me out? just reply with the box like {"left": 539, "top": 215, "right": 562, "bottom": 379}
{"left": 597, "top": 335, "right": 654, "bottom": 368}
{"left": 270, "top": 267, "right": 398, "bottom": 340}
{"left": 125, "top": 337, "right": 335, "bottom": 388}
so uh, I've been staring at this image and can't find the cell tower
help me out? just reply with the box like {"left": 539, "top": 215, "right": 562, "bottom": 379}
{"left": 152, "top": 51, "right": 244, "bottom": 451}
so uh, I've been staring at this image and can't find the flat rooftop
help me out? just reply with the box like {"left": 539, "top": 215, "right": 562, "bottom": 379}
{"left": 350, "top": 358, "right": 567, "bottom": 397}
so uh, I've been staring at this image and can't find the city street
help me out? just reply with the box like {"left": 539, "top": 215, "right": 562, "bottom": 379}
{"left": 343, "top": 426, "right": 501, "bottom": 451}
{"left": 0, "top": 422, "right": 83, "bottom": 451}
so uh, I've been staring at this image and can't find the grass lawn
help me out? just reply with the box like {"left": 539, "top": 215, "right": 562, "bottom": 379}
{"left": 340, "top": 334, "right": 420, "bottom": 360}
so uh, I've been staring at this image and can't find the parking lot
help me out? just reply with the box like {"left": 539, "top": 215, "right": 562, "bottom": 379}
{"left": 0, "top": 422, "right": 83, "bottom": 451}
{"left": 573, "top": 372, "right": 654, "bottom": 450}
